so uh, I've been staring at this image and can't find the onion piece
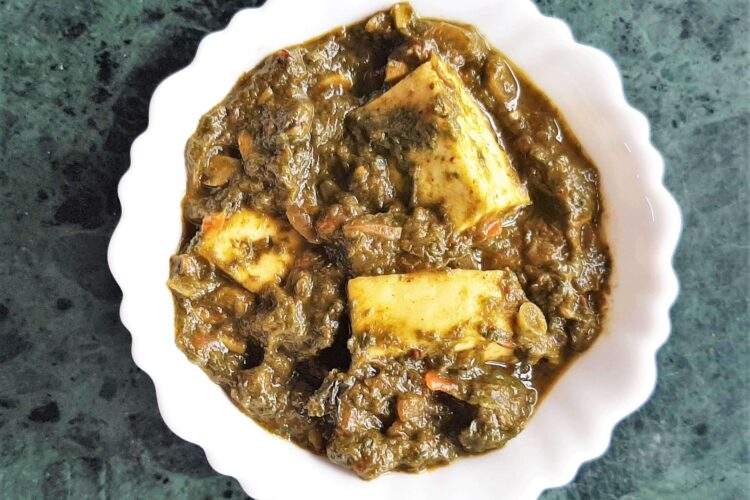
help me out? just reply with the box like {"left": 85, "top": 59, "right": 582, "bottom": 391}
{"left": 342, "top": 221, "right": 402, "bottom": 240}
{"left": 203, "top": 155, "right": 240, "bottom": 187}
{"left": 286, "top": 206, "right": 319, "bottom": 244}
{"left": 237, "top": 130, "right": 256, "bottom": 160}
{"left": 425, "top": 371, "right": 460, "bottom": 393}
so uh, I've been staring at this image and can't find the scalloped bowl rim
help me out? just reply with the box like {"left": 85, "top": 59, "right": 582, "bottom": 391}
{"left": 107, "top": 1, "right": 682, "bottom": 498}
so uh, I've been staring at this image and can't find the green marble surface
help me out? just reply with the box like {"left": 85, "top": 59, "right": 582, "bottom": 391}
{"left": 0, "top": 0, "right": 748, "bottom": 498}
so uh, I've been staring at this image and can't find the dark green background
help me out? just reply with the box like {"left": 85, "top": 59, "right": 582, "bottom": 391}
{"left": 0, "top": 0, "right": 748, "bottom": 498}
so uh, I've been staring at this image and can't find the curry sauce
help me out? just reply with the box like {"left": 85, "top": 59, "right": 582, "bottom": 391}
{"left": 168, "top": 3, "right": 610, "bottom": 479}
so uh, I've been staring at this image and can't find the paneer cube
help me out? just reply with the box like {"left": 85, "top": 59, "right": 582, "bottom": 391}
{"left": 347, "top": 269, "right": 529, "bottom": 364}
{"left": 196, "top": 208, "right": 302, "bottom": 292}
{"left": 355, "top": 56, "right": 530, "bottom": 232}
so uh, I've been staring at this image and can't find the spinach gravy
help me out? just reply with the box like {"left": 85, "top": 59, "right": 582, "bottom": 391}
{"left": 168, "top": 3, "right": 610, "bottom": 479}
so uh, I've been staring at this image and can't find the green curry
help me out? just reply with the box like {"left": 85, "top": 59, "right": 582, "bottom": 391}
{"left": 168, "top": 3, "right": 610, "bottom": 479}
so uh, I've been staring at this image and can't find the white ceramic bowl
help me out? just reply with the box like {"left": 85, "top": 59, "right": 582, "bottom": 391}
{"left": 108, "top": 0, "right": 682, "bottom": 498}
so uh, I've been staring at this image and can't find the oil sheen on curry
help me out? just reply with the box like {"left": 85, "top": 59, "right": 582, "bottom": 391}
{"left": 168, "top": 3, "right": 610, "bottom": 479}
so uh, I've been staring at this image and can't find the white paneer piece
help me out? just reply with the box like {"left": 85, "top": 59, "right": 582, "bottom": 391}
{"left": 356, "top": 55, "right": 530, "bottom": 232}
{"left": 347, "top": 269, "right": 530, "bottom": 364}
{"left": 196, "top": 208, "right": 302, "bottom": 292}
